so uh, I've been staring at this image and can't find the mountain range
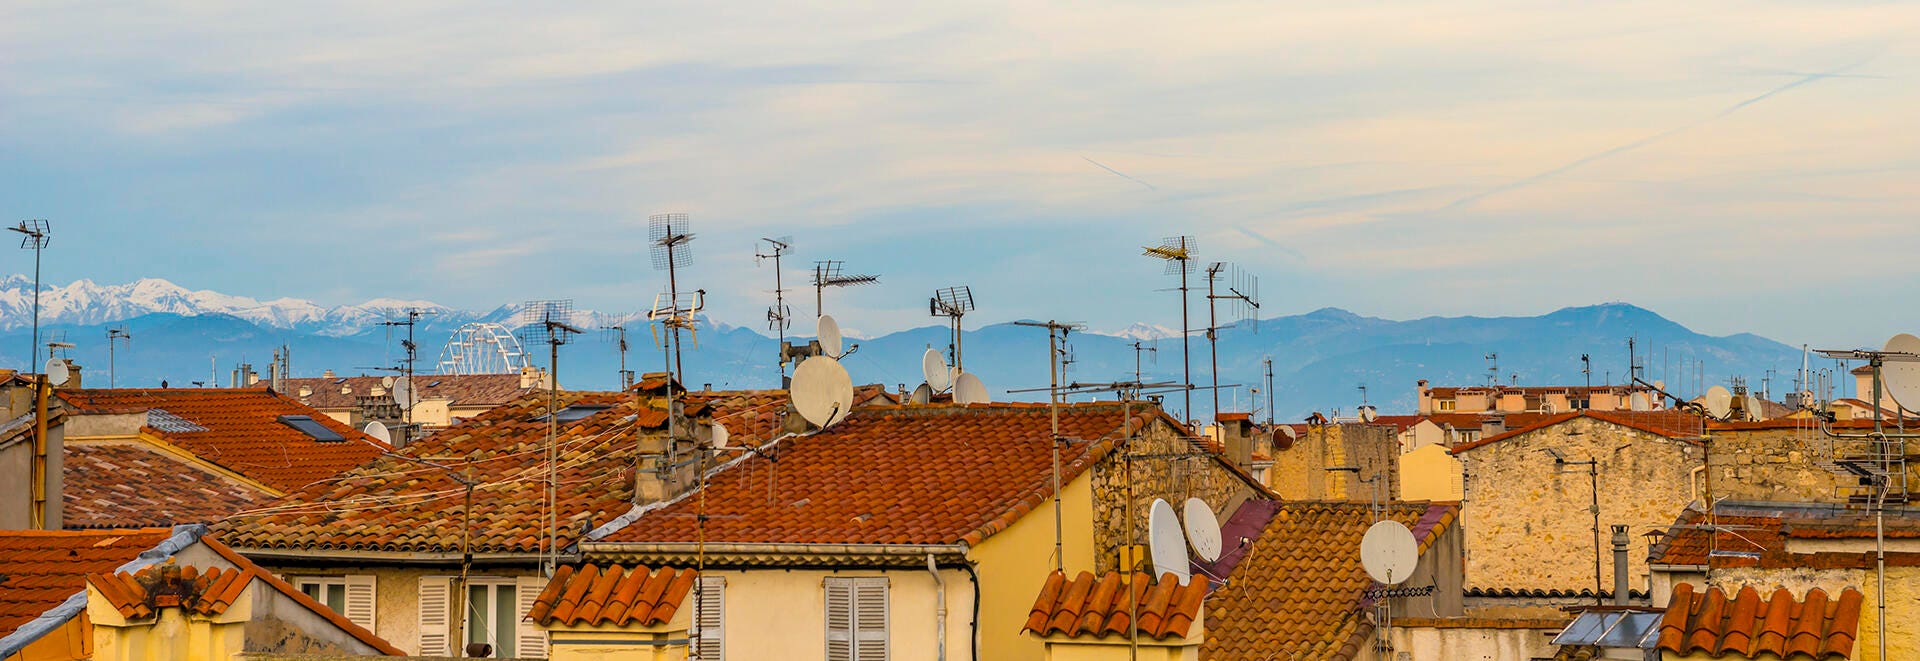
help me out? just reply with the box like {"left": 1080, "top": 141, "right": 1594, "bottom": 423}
{"left": 0, "top": 277, "right": 1817, "bottom": 420}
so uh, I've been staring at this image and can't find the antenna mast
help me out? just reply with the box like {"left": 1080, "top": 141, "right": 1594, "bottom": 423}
{"left": 380, "top": 308, "right": 435, "bottom": 429}
{"left": 810, "top": 260, "right": 878, "bottom": 318}
{"left": 520, "top": 300, "right": 581, "bottom": 576}
{"left": 1485, "top": 352, "right": 1499, "bottom": 387}
{"left": 930, "top": 286, "right": 976, "bottom": 375}
{"left": 1203, "top": 262, "right": 1259, "bottom": 419}
{"left": 1264, "top": 357, "right": 1276, "bottom": 425}
{"left": 1013, "top": 319, "right": 1087, "bottom": 574}
{"left": 601, "top": 324, "right": 634, "bottom": 389}
{"left": 756, "top": 237, "right": 795, "bottom": 385}
{"left": 107, "top": 327, "right": 132, "bottom": 388}
{"left": 9, "top": 220, "right": 48, "bottom": 378}
{"left": 650, "top": 213, "right": 698, "bottom": 380}
{"left": 1142, "top": 236, "right": 1197, "bottom": 421}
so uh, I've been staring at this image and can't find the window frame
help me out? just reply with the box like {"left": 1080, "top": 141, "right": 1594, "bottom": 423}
{"left": 464, "top": 578, "right": 520, "bottom": 658}
{"left": 295, "top": 576, "right": 348, "bottom": 614}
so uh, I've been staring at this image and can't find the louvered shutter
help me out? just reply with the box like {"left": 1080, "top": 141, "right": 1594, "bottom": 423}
{"left": 824, "top": 579, "right": 854, "bottom": 661}
{"left": 417, "top": 577, "right": 452, "bottom": 656}
{"left": 343, "top": 575, "right": 377, "bottom": 633}
{"left": 515, "top": 576, "right": 548, "bottom": 658}
{"left": 692, "top": 576, "right": 724, "bottom": 660}
{"left": 852, "top": 578, "right": 888, "bottom": 661}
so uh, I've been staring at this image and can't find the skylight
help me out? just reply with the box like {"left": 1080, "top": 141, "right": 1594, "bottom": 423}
{"left": 537, "top": 405, "right": 612, "bottom": 423}
{"left": 278, "top": 415, "right": 345, "bottom": 442}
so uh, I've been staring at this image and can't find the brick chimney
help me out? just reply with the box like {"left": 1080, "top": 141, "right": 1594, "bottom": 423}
{"left": 1215, "top": 412, "right": 1255, "bottom": 467}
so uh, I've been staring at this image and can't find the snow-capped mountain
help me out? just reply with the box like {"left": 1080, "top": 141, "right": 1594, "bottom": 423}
{"left": 1095, "top": 322, "right": 1182, "bottom": 341}
{"left": 0, "top": 276, "right": 458, "bottom": 337}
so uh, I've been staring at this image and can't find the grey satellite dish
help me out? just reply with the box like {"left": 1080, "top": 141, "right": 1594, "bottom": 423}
{"left": 791, "top": 356, "right": 855, "bottom": 427}
{"left": 1358, "top": 405, "right": 1378, "bottom": 423}
{"left": 817, "top": 314, "right": 844, "bottom": 358}
{"left": 952, "top": 372, "right": 989, "bottom": 404}
{"left": 1360, "top": 520, "right": 1419, "bottom": 585}
{"left": 363, "top": 421, "right": 392, "bottom": 444}
{"left": 43, "top": 358, "right": 69, "bottom": 387}
{"left": 710, "top": 421, "right": 731, "bottom": 449}
{"left": 391, "top": 376, "right": 416, "bottom": 409}
{"left": 1182, "top": 497, "right": 1223, "bottom": 563}
{"left": 1703, "top": 386, "right": 1733, "bottom": 420}
{"left": 1147, "top": 498, "right": 1191, "bottom": 584}
{"left": 1745, "top": 394, "right": 1767, "bottom": 421}
{"left": 922, "top": 348, "right": 952, "bottom": 392}
{"left": 910, "top": 383, "right": 934, "bottom": 404}
{"left": 1882, "top": 333, "right": 1920, "bottom": 411}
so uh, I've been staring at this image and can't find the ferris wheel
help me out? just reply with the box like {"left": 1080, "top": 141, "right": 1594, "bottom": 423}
{"left": 437, "top": 322, "right": 530, "bottom": 375}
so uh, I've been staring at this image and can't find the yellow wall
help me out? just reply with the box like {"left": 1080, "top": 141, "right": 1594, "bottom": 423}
{"left": 87, "top": 583, "right": 251, "bottom": 661}
{"left": 967, "top": 469, "right": 1097, "bottom": 661}
{"left": 1399, "top": 444, "right": 1462, "bottom": 502}
{"left": 1038, "top": 636, "right": 1199, "bottom": 661}
{"left": 1708, "top": 566, "right": 1920, "bottom": 661}
{"left": 692, "top": 567, "right": 973, "bottom": 661}
{"left": 547, "top": 608, "right": 691, "bottom": 661}
{"left": 3, "top": 617, "right": 90, "bottom": 661}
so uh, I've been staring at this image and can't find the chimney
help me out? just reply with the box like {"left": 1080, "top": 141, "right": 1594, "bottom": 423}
{"left": 268, "top": 357, "right": 281, "bottom": 391}
{"left": 1216, "top": 413, "right": 1254, "bottom": 467}
{"left": 520, "top": 366, "right": 544, "bottom": 390}
{"left": 55, "top": 360, "right": 81, "bottom": 389}
{"left": 1612, "top": 524, "right": 1630, "bottom": 605}
{"left": 323, "top": 369, "right": 336, "bottom": 379}
{"left": 1479, "top": 415, "right": 1505, "bottom": 439}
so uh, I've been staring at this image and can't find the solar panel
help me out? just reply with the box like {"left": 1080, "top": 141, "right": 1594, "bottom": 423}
{"left": 146, "top": 409, "right": 208, "bottom": 433}
{"left": 278, "top": 415, "right": 345, "bottom": 442}
{"left": 537, "top": 405, "right": 612, "bottom": 423}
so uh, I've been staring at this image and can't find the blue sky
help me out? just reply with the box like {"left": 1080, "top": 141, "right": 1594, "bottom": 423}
{"left": 2, "top": 1, "right": 1917, "bottom": 347}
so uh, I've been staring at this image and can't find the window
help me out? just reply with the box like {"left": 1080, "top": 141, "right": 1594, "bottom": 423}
{"left": 419, "top": 577, "right": 543, "bottom": 659}
{"left": 824, "top": 577, "right": 887, "bottom": 661}
{"left": 467, "top": 581, "right": 518, "bottom": 658}
{"left": 693, "top": 576, "right": 725, "bottom": 660}
{"left": 1436, "top": 400, "right": 1456, "bottom": 412}
{"left": 296, "top": 575, "right": 375, "bottom": 631}
{"left": 279, "top": 415, "right": 345, "bottom": 442}
{"left": 297, "top": 577, "right": 347, "bottom": 614}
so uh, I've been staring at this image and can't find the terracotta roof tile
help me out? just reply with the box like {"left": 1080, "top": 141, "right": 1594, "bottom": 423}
{"left": 275, "top": 374, "right": 535, "bottom": 411}
{"left": 600, "top": 403, "right": 1171, "bottom": 547}
{"left": 1658, "top": 583, "right": 1862, "bottom": 660}
{"left": 0, "top": 529, "right": 174, "bottom": 636}
{"left": 62, "top": 443, "right": 277, "bottom": 529}
{"left": 87, "top": 563, "right": 256, "bottom": 619}
{"left": 191, "top": 537, "right": 404, "bottom": 654}
{"left": 1200, "top": 502, "right": 1456, "bottom": 661}
{"left": 1452, "top": 410, "right": 1705, "bottom": 454}
{"left": 1022, "top": 570, "right": 1207, "bottom": 640}
{"left": 528, "top": 565, "right": 698, "bottom": 627}
{"left": 57, "top": 389, "right": 391, "bottom": 492}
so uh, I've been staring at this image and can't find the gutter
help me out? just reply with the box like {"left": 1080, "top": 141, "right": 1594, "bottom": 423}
{"left": 0, "top": 524, "right": 207, "bottom": 659}
{"left": 927, "top": 554, "right": 946, "bottom": 661}
{"left": 228, "top": 546, "right": 560, "bottom": 566}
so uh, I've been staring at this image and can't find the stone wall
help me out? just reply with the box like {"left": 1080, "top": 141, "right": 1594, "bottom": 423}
{"left": 1265, "top": 423, "right": 1399, "bottom": 502}
{"left": 1459, "top": 417, "right": 1702, "bottom": 595}
{"left": 1089, "top": 418, "right": 1260, "bottom": 573}
{"left": 1708, "top": 427, "right": 1846, "bottom": 503}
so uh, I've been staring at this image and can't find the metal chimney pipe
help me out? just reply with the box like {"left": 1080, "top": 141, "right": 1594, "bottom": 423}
{"left": 1612, "top": 524, "right": 1630, "bottom": 605}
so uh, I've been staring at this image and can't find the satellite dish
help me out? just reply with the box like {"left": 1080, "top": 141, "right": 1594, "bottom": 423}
{"left": 391, "top": 376, "right": 416, "bottom": 409}
{"left": 1703, "top": 386, "right": 1732, "bottom": 420}
{"left": 791, "top": 356, "right": 855, "bottom": 427}
{"left": 363, "top": 421, "right": 392, "bottom": 444}
{"left": 1653, "top": 380, "right": 1666, "bottom": 391}
{"left": 1182, "top": 498, "right": 1223, "bottom": 563}
{"left": 1147, "top": 499, "right": 1191, "bottom": 584}
{"left": 43, "top": 359, "right": 69, "bottom": 387}
{"left": 1358, "top": 405, "right": 1378, "bottom": 423}
{"left": 1274, "top": 425, "right": 1297, "bottom": 451}
{"left": 922, "top": 348, "right": 952, "bottom": 392}
{"left": 1882, "top": 334, "right": 1920, "bottom": 411}
{"left": 952, "top": 372, "right": 989, "bottom": 404}
{"left": 910, "top": 383, "right": 934, "bottom": 404}
{"left": 1744, "top": 395, "right": 1767, "bottom": 421}
{"left": 817, "top": 315, "right": 844, "bottom": 358}
{"left": 1360, "top": 520, "right": 1419, "bottom": 585}
{"left": 1629, "top": 392, "right": 1649, "bottom": 411}
{"left": 710, "top": 421, "right": 731, "bottom": 449}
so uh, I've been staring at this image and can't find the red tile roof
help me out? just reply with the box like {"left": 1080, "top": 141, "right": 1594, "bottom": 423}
{"left": 0, "top": 529, "right": 174, "bottom": 636}
{"left": 1201, "top": 502, "right": 1457, "bottom": 660}
{"left": 57, "top": 389, "right": 391, "bottom": 492}
{"left": 1451, "top": 410, "right": 1706, "bottom": 453}
{"left": 1658, "top": 584, "right": 1862, "bottom": 660}
{"left": 599, "top": 402, "right": 1173, "bottom": 548}
{"left": 1647, "top": 510, "right": 1786, "bottom": 568}
{"left": 216, "top": 391, "right": 664, "bottom": 555}
{"left": 191, "top": 536, "right": 406, "bottom": 655}
{"left": 1021, "top": 570, "right": 1206, "bottom": 640}
{"left": 1650, "top": 505, "right": 1920, "bottom": 570}
{"left": 88, "top": 564, "right": 255, "bottom": 619}
{"left": 63, "top": 443, "right": 276, "bottom": 529}
{"left": 527, "top": 564, "right": 697, "bottom": 627}
{"left": 276, "top": 374, "right": 535, "bottom": 411}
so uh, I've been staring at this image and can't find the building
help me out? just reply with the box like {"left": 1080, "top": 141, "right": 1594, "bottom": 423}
{"left": 1265, "top": 420, "right": 1400, "bottom": 503}
{"left": 1020, "top": 570, "right": 1208, "bottom": 661}
{"left": 0, "top": 370, "right": 64, "bottom": 530}
{"left": 1418, "top": 381, "right": 1664, "bottom": 416}
{"left": 275, "top": 369, "right": 549, "bottom": 432}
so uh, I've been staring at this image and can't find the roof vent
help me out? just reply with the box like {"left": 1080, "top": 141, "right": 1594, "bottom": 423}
{"left": 278, "top": 415, "right": 345, "bottom": 442}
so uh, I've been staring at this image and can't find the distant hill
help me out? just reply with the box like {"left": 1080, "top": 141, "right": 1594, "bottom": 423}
{"left": 0, "top": 278, "right": 1810, "bottom": 421}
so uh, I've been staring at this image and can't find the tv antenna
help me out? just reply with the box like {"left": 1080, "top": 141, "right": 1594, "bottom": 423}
{"left": 930, "top": 286, "right": 975, "bottom": 375}
{"left": 650, "top": 213, "right": 699, "bottom": 380}
{"left": 601, "top": 323, "right": 634, "bottom": 390}
{"left": 1485, "top": 352, "right": 1499, "bottom": 387}
{"left": 1263, "top": 357, "right": 1276, "bottom": 426}
{"left": 437, "top": 322, "right": 529, "bottom": 375}
{"left": 519, "top": 299, "right": 582, "bottom": 576}
{"left": 1581, "top": 353, "right": 1592, "bottom": 392}
{"left": 810, "top": 260, "right": 878, "bottom": 317}
{"left": 756, "top": 237, "right": 795, "bottom": 384}
{"left": 1141, "top": 236, "right": 1196, "bottom": 421}
{"left": 1203, "top": 262, "right": 1260, "bottom": 419}
{"left": 1013, "top": 319, "right": 1086, "bottom": 572}
{"left": 9, "top": 220, "right": 49, "bottom": 377}
{"left": 1131, "top": 340, "right": 1158, "bottom": 386}
{"left": 380, "top": 308, "right": 437, "bottom": 429}
{"left": 106, "top": 326, "right": 132, "bottom": 388}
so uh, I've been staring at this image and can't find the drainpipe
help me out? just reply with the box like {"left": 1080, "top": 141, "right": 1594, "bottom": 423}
{"left": 1611, "top": 525, "right": 1629, "bottom": 605}
{"left": 927, "top": 554, "right": 947, "bottom": 661}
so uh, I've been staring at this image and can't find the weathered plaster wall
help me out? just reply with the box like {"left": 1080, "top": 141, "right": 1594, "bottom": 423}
{"left": 250, "top": 561, "right": 540, "bottom": 656}
{"left": 1386, "top": 624, "right": 1560, "bottom": 661}
{"left": 1088, "top": 420, "right": 1255, "bottom": 574}
{"left": 1400, "top": 444, "right": 1463, "bottom": 502}
{"left": 1707, "top": 428, "right": 1847, "bottom": 503}
{"left": 1265, "top": 423, "right": 1398, "bottom": 503}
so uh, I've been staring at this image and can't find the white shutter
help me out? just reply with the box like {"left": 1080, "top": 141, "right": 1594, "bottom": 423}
{"left": 824, "top": 579, "right": 854, "bottom": 661}
{"left": 515, "top": 576, "right": 548, "bottom": 659}
{"left": 852, "top": 578, "right": 888, "bottom": 661}
{"left": 693, "top": 576, "right": 725, "bottom": 661}
{"left": 417, "top": 577, "right": 452, "bottom": 657}
{"left": 343, "top": 575, "right": 377, "bottom": 633}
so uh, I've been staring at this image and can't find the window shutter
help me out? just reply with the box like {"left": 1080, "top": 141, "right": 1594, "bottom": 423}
{"left": 343, "top": 575, "right": 377, "bottom": 633}
{"left": 417, "top": 577, "right": 452, "bottom": 657}
{"left": 515, "top": 576, "right": 547, "bottom": 659}
{"left": 824, "top": 579, "right": 854, "bottom": 661}
{"left": 853, "top": 578, "right": 888, "bottom": 661}
{"left": 693, "top": 576, "right": 724, "bottom": 660}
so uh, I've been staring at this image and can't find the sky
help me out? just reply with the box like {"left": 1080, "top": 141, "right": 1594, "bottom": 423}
{"left": 3, "top": 1, "right": 1917, "bottom": 348}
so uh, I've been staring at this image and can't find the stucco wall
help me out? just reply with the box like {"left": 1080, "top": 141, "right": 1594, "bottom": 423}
{"left": 972, "top": 469, "right": 1097, "bottom": 661}
{"left": 1400, "top": 444, "right": 1463, "bottom": 503}
{"left": 1088, "top": 421, "right": 1253, "bottom": 574}
{"left": 1386, "top": 624, "right": 1561, "bottom": 661}
{"left": 248, "top": 560, "right": 541, "bottom": 656}
{"left": 1266, "top": 423, "right": 1398, "bottom": 503}
{"left": 1459, "top": 417, "right": 1701, "bottom": 595}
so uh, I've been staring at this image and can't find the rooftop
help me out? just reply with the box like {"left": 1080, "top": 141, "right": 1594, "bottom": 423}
{"left": 276, "top": 373, "right": 535, "bottom": 410}
{"left": 1658, "top": 583, "right": 1861, "bottom": 660}
{"left": 63, "top": 443, "right": 276, "bottom": 529}
{"left": 1021, "top": 570, "right": 1206, "bottom": 641}
{"left": 527, "top": 564, "right": 697, "bottom": 628}
{"left": 1451, "top": 409, "right": 1707, "bottom": 454}
{"left": 1649, "top": 502, "right": 1920, "bottom": 570}
{"left": 0, "top": 528, "right": 174, "bottom": 636}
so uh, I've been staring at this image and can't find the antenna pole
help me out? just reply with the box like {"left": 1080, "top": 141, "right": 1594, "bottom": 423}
{"left": 1049, "top": 325, "right": 1063, "bottom": 574}
{"left": 1264, "top": 358, "right": 1275, "bottom": 426}
{"left": 547, "top": 334, "right": 559, "bottom": 576}
{"left": 1206, "top": 263, "right": 1221, "bottom": 421}
{"left": 1180, "top": 243, "right": 1191, "bottom": 423}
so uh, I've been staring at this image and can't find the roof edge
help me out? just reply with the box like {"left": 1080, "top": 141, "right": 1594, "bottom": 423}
{"left": 0, "top": 524, "right": 206, "bottom": 659}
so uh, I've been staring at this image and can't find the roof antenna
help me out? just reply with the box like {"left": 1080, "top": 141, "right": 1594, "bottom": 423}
{"left": 756, "top": 237, "right": 795, "bottom": 386}
{"left": 1142, "top": 236, "right": 1197, "bottom": 422}
{"left": 1203, "top": 262, "right": 1259, "bottom": 420}
{"left": 380, "top": 308, "right": 437, "bottom": 433}
{"left": 1012, "top": 319, "right": 1087, "bottom": 573}
{"left": 810, "top": 259, "right": 878, "bottom": 318}
{"left": 107, "top": 326, "right": 132, "bottom": 388}
{"left": 1485, "top": 352, "right": 1499, "bottom": 387}
{"left": 650, "top": 213, "right": 698, "bottom": 381}
{"left": 930, "top": 286, "right": 976, "bottom": 375}
{"left": 518, "top": 299, "right": 581, "bottom": 577}
{"left": 600, "top": 323, "right": 634, "bottom": 390}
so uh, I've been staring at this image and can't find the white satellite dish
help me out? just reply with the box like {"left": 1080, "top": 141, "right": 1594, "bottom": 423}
{"left": 817, "top": 314, "right": 844, "bottom": 358}
{"left": 791, "top": 356, "right": 855, "bottom": 427}
{"left": 1629, "top": 392, "right": 1649, "bottom": 411}
{"left": 922, "top": 348, "right": 952, "bottom": 392}
{"left": 1147, "top": 498, "right": 1191, "bottom": 584}
{"left": 391, "top": 376, "right": 416, "bottom": 409}
{"left": 1745, "top": 394, "right": 1767, "bottom": 421}
{"left": 952, "top": 372, "right": 989, "bottom": 404}
{"left": 910, "top": 383, "right": 934, "bottom": 404}
{"left": 1360, "top": 520, "right": 1419, "bottom": 585}
{"left": 1882, "top": 334, "right": 1920, "bottom": 411}
{"left": 710, "top": 421, "right": 731, "bottom": 449}
{"left": 1358, "top": 405, "right": 1378, "bottom": 423}
{"left": 1653, "top": 380, "right": 1666, "bottom": 392}
{"left": 1182, "top": 497, "right": 1223, "bottom": 563}
{"left": 43, "top": 358, "right": 69, "bottom": 387}
{"left": 363, "top": 421, "right": 392, "bottom": 444}
{"left": 1703, "top": 386, "right": 1733, "bottom": 420}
